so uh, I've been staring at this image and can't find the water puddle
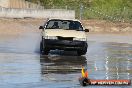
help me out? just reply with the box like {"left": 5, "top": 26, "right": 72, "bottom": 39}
{"left": 0, "top": 32, "right": 131, "bottom": 88}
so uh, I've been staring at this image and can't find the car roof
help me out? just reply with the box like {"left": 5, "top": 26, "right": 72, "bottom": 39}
{"left": 47, "top": 18, "right": 80, "bottom": 22}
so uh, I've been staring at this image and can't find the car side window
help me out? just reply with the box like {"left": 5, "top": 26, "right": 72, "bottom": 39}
{"left": 75, "top": 22, "right": 84, "bottom": 31}
{"left": 45, "top": 21, "right": 55, "bottom": 29}
{"left": 69, "top": 21, "right": 83, "bottom": 31}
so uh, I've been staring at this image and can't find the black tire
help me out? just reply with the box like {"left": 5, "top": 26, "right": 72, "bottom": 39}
{"left": 40, "top": 41, "right": 43, "bottom": 53}
{"left": 80, "top": 78, "right": 91, "bottom": 86}
{"left": 40, "top": 41, "right": 49, "bottom": 55}
{"left": 82, "top": 78, "right": 88, "bottom": 86}
{"left": 77, "top": 43, "right": 88, "bottom": 56}
{"left": 77, "top": 49, "right": 87, "bottom": 56}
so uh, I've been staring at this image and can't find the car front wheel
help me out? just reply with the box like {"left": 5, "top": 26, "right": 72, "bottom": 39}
{"left": 40, "top": 41, "right": 49, "bottom": 55}
{"left": 77, "top": 49, "right": 87, "bottom": 56}
{"left": 77, "top": 43, "right": 87, "bottom": 56}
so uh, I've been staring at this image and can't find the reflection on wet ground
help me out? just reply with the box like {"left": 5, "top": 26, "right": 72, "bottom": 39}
{"left": 86, "top": 42, "right": 132, "bottom": 81}
{"left": 40, "top": 55, "right": 87, "bottom": 74}
{"left": 0, "top": 32, "right": 131, "bottom": 88}
{"left": 40, "top": 55, "right": 87, "bottom": 87}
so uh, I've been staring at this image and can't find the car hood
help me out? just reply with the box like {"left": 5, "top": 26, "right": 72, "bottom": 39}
{"left": 43, "top": 29, "right": 86, "bottom": 38}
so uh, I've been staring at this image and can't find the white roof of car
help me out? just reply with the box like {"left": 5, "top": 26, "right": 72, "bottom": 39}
{"left": 47, "top": 18, "right": 80, "bottom": 22}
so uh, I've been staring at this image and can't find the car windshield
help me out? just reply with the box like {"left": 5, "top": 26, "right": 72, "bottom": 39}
{"left": 45, "top": 19, "right": 83, "bottom": 31}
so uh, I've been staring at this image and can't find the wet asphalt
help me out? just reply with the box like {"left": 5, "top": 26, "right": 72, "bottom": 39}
{"left": 0, "top": 31, "right": 131, "bottom": 88}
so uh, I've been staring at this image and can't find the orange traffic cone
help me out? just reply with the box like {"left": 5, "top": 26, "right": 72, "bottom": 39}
{"left": 79, "top": 66, "right": 91, "bottom": 86}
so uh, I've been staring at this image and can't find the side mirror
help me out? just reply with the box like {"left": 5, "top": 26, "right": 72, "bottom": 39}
{"left": 85, "top": 29, "right": 89, "bottom": 32}
{"left": 39, "top": 26, "right": 44, "bottom": 29}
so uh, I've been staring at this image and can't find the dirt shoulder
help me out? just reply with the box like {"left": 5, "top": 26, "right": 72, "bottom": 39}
{"left": 0, "top": 18, "right": 44, "bottom": 35}
{"left": 81, "top": 20, "right": 132, "bottom": 32}
{"left": 0, "top": 18, "right": 132, "bottom": 34}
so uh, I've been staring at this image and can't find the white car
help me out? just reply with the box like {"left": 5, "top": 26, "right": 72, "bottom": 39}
{"left": 39, "top": 18, "right": 89, "bottom": 55}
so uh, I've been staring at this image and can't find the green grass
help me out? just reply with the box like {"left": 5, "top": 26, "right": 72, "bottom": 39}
{"left": 88, "top": 0, "right": 132, "bottom": 22}
{"left": 27, "top": 0, "right": 132, "bottom": 22}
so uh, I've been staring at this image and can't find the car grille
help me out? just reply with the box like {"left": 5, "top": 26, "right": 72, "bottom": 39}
{"left": 57, "top": 36, "right": 73, "bottom": 41}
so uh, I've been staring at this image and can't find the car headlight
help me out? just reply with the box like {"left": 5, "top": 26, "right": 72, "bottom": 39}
{"left": 45, "top": 36, "right": 57, "bottom": 39}
{"left": 73, "top": 38, "right": 86, "bottom": 41}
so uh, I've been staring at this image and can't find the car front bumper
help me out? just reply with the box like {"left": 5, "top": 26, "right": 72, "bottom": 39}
{"left": 44, "top": 39, "right": 87, "bottom": 51}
